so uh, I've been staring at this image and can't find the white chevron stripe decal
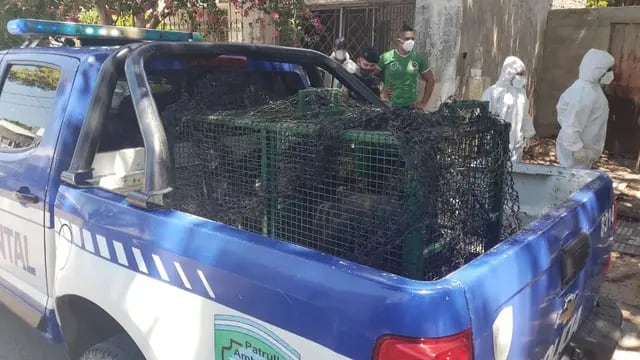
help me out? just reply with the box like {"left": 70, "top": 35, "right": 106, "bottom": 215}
{"left": 174, "top": 261, "right": 192, "bottom": 289}
{"left": 96, "top": 235, "right": 110, "bottom": 259}
{"left": 113, "top": 241, "right": 128, "bottom": 266}
{"left": 132, "top": 247, "right": 148, "bottom": 274}
{"left": 197, "top": 269, "right": 216, "bottom": 298}
{"left": 152, "top": 254, "right": 169, "bottom": 282}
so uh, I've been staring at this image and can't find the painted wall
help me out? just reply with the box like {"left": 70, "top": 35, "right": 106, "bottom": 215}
{"left": 535, "top": 7, "right": 640, "bottom": 137}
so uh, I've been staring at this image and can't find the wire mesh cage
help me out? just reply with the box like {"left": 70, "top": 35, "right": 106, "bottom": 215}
{"left": 163, "top": 87, "right": 520, "bottom": 281}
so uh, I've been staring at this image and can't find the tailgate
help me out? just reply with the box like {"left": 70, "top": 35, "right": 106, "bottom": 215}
{"left": 449, "top": 171, "right": 616, "bottom": 360}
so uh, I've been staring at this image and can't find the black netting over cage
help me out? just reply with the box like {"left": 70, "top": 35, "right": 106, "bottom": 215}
{"left": 162, "top": 85, "right": 520, "bottom": 281}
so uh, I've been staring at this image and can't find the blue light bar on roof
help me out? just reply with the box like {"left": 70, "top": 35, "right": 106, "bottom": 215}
{"left": 7, "top": 18, "right": 203, "bottom": 42}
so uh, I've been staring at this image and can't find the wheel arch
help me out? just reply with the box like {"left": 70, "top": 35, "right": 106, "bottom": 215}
{"left": 55, "top": 294, "right": 142, "bottom": 360}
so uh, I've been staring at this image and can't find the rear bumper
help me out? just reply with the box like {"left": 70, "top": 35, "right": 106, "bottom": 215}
{"left": 562, "top": 297, "right": 623, "bottom": 360}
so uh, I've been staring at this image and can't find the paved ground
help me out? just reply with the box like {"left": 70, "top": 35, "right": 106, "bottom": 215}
{"left": 615, "top": 219, "right": 640, "bottom": 256}
{"left": 0, "top": 304, "right": 67, "bottom": 360}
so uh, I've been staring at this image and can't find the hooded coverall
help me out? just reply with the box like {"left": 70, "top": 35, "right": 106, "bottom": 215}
{"left": 555, "top": 49, "right": 615, "bottom": 169}
{"left": 482, "top": 56, "right": 536, "bottom": 162}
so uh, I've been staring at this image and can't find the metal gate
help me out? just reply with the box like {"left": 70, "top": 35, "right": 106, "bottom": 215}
{"left": 301, "top": 3, "right": 415, "bottom": 58}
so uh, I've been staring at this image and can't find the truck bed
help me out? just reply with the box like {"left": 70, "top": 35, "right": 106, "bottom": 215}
{"left": 515, "top": 164, "right": 599, "bottom": 226}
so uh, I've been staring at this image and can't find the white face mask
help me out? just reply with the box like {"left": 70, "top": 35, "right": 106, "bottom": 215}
{"left": 600, "top": 70, "right": 614, "bottom": 85}
{"left": 335, "top": 50, "right": 347, "bottom": 61}
{"left": 401, "top": 39, "right": 415, "bottom": 53}
{"left": 512, "top": 75, "right": 526, "bottom": 89}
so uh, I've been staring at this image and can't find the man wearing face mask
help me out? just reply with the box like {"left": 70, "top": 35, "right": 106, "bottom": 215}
{"left": 345, "top": 46, "right": 382, "bottom": 101}
{"left": 482, "top": 56, "right": 535, "bottom": 162}
{"left": 376, "top": 25, "right": 435, "bottom": 109}
{"left": 555, "top": 48, "right": 615, "bottom": 169}
{"left": 330, "top": 38, "right": 349, "bottom": 64}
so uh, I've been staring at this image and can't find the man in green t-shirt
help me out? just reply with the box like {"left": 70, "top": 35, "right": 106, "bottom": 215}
{"left": 376, "top": 25, "right": 435, "bottom": 109}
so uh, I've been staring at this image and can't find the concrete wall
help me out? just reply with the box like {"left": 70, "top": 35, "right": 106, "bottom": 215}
{"left": 457, "top": 0, "right": 553, "bottom": 111}
{"left": 414, "top": 0, "right": 553, "bottom": 116}
{"left": 535, "top": 7, "right": 640, "bottom": 137}
{"left": 414, "top": 0, "right": 462, "bottom": 110}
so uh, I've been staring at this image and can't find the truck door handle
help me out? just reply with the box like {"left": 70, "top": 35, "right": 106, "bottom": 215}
{"left": 13, "top": 186, "right": 38, "bottom": 204}
{"left": 561, "top": 232, "right": 591, "bottom": 288}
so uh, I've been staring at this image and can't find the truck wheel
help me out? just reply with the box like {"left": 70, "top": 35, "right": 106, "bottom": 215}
{"left": 79, "top": 334, "right": 144, "bottom": 360}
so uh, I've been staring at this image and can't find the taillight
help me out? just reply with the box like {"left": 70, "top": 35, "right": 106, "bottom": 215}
{"left": 373, "top": 329, "right": 473, "bottom": 360}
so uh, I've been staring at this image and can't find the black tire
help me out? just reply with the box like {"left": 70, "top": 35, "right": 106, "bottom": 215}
{"left": 79, "top": 334, "right": 145, "bottom": 360}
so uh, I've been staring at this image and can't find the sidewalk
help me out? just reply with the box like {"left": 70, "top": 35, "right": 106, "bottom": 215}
{"left": 615, "top": 220, "right": 640, "bottom": 256}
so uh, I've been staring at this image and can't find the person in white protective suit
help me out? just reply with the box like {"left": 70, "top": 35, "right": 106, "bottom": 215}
{"left": 328, "top": 38, "right": 358, "bottom": 88}
{"left": 482, "top": 56, "right": 536, "bottom": 162}
{"left": 556, "top": 48, "right": 615, "bottom": 169}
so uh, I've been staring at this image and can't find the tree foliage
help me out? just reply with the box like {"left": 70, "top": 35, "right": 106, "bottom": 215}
{"left": 0, "top": 0, "right": 313, "bottom": 46}
{"left": 8, "top": 66, "right": 60, "bottom": 91}
{"left": 586, "top": 0, "right": 640, "bottom": 6}
{"left": 0, "top": 0, "right": 60, "bottom": 47}
{"left": 4, "top": 0, "right": 222, "bottom": 29}
{"left": 233, "top": 0, "right": 323, "bottom": 47}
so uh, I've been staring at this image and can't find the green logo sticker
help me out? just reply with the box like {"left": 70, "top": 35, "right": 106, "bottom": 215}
{"left": 215, "top": 315, "right": 301, "bottom": 360}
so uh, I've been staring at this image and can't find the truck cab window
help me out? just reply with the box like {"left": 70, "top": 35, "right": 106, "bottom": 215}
{"left": 0, "top": 64, "right": 60, "bottom": 151}
{"left": 90, "top": 58, "right": 304, "bottom": 196}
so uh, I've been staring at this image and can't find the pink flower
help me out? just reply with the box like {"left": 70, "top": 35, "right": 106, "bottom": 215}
{"left": 273, "top": 29, "right": 280, "bottom": 37}
{"left": 272, "top": 12, "right": 279, "bottom": 20}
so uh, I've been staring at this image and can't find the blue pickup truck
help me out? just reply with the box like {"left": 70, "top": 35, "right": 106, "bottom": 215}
{"left": 0, "top": 18, "right": 623, "bottom": 360}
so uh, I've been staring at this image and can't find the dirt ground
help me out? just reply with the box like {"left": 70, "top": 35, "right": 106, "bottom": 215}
{"left": 523, "top": 138, "right": 640, "bottom": 358}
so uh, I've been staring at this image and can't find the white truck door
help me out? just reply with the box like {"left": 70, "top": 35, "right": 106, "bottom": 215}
{"left": 0, "top": 55, "right": 75, "bottom": 325}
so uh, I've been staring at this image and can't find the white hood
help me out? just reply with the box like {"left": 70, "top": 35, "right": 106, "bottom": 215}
{"left": 578, "top": 49, "right": 614, "bottom": 84}
{"left": 496, "top": 56, "right": 526, "bottom": 86}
